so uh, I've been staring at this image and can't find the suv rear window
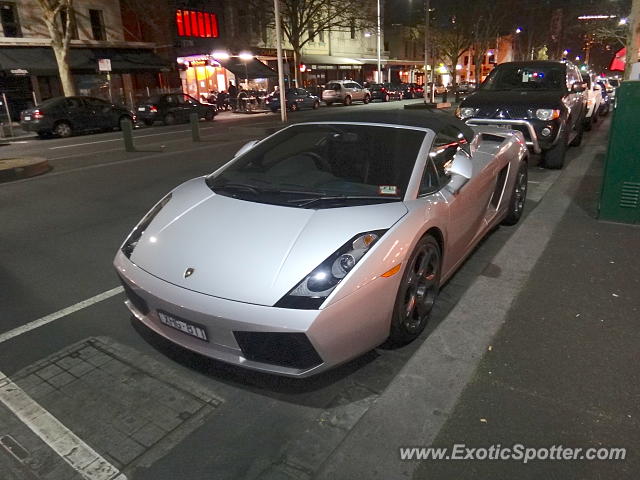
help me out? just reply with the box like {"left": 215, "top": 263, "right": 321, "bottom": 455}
{"left": 326, "top": 83, "right": 341, "bottom": 90}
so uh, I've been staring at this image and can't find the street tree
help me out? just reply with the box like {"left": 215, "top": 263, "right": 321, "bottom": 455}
{"left": 261, "top": 0, "right": 374, "bottom": 85}
{"left": 36, "top": 0, "right": 76, "bottom": 96}
{"left": 433, "top": 19, "right": 471, "bottom": 99}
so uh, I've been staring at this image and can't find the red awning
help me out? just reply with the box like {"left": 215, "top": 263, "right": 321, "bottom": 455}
{"left": 610, "top": 47, "right": 626, "bottom": 72}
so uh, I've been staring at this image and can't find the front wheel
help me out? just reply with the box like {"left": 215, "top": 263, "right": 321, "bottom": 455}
{"left": 388, "top": 235, "right": 441, "bottom": 345}
{"left": 502, "top": 162, "right": 528, "bottom": 225}
{"left": 569, "top": 119, "right": 584, "bottom": 147}
{"left": 290, "top": 103, "right": 299, "bottom": 112}
{"left": 363, "top": 94, "right": 370, "bottom": 104}
{"left": 543, "top": 131, "right": 567, "bottom": 169}
{"left": 312, "top": 100, "right": 320, "bottom": 109}
{"left": 163, "top": 113, "right": 176, "bottom": 126}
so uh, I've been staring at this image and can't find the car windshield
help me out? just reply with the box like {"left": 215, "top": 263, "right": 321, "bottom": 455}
{"left": 482, "top": 64, "right": 565, "bottom": 91}
{"left": 206, "top": 124, "right": 426, "bottom": 209}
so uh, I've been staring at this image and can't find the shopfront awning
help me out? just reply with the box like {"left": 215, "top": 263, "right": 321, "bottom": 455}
{"left": 302, "top": 54, "right": 364, "bottom": 65}
{"left": 0, "top": 46, "right": 171, "bottom": 76}
{"left": 215, "top": 57, "right": 277, "bottom": 79}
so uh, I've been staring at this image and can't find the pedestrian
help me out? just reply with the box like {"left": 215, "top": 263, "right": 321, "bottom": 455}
{"left": 228, "top": 81, "right": 238, "bottom": 111}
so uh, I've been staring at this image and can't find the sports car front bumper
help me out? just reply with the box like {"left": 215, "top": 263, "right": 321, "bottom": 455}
{"left": 113, "top": 251, "right": 398, "bottom": 377}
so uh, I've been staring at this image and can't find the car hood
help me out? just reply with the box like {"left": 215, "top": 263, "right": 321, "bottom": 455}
{"left": 130, "top": 178, "right": 408, "bottom": 306}
{"left": 462, "top": 89, "right": 565, "bottom": 109}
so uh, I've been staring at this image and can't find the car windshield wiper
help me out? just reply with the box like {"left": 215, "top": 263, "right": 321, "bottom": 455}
{"left": 212, "top": 182, "right": 331, "bottom": 198}
{"left": 289, "top": 195, "right": 401, "bottom": 208}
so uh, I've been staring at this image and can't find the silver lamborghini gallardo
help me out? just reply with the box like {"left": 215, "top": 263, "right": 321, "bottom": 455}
{"left": 114, "top": 110, "right": 528, "bottom": 377}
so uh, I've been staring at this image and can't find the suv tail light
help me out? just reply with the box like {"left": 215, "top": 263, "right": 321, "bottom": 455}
{"left": 33, "top": 109, "right": 44, "bottom": 119}
{"left": 149, "top": 105, "right": 158, "bottom": 113}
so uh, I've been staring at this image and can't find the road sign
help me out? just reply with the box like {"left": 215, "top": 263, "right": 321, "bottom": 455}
{"left": 98, "top": 58, "right": 112, "bottom": 72}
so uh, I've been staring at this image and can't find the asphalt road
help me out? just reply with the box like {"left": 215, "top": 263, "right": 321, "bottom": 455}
{"left": 0, "top": 99, "right": 599, "bottom": 480}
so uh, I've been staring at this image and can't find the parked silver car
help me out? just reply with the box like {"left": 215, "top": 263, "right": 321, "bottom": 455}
{"left": 322, "top": 80, "right": 371, "bottom": 106}
{"left": 114, "top": 110, "right": 528, "bottom": 377}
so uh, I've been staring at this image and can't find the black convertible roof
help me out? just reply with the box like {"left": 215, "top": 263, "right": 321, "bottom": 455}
{"left": 315, "top": 108, "right": 475, "bottom": 142}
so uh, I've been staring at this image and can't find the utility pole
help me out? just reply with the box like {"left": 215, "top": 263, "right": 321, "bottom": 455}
{"left": 377, "top": 0, "right": 382, "bottom": 82}
{"left": 423, "top": 0, "right": 430, "bottom": 103}
{"left": 274, "top": 0, "right": 287, "bottom": 122}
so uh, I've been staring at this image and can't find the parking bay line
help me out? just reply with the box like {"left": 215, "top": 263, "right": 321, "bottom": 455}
{"left": 48, "top": 126, "right": 217, "bottom": 150}
{"left": 0, "top": 371, "right": 126, "bottom": 480}
{"left": 0, "top": 287, "right": 123, "bottom": 345}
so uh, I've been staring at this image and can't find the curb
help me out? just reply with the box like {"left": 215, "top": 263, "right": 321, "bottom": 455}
{"left": 0, "top": 157, "right": 50, "bottom": 182}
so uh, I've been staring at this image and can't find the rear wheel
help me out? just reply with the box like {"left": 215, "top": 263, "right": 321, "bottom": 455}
{"left": 290, "top": 103, "right": 299, "bottom": 112}
{"left": 204, "top": 110, "right": 215, "bottom": 121}
{"left": 53, "top": 121, "right": 72, "bottom": 138}
{"left": 543, "top": 131, "right": 567, "bottom": 169}
{"left": 344, "top": 96, "right": 352, "bottom": 106}
{"left": 313, "top": 100, "right": 320, "bottom": 109}
{"left": 163, "top": 113, "right": 176, "bottom": 125}
{"left": 388, "top": 235, "right": 441, "bottom": 345}
{"left": 502, "top": 161, "right": 528, "bottom": 225}
{"left": 363, "top": 94, "right": 370, "bottom": 104}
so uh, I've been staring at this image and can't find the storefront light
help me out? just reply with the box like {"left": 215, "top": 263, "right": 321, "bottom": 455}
{"left": 212, "top": 51, "right": 230, "bottom": 60}
{"left": 238, "top": 52, "right": 254, "bottom": 61}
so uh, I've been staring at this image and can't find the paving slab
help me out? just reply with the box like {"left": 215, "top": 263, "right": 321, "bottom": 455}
{"left": 3, "top": 337, "right": 223, "bottom": 479}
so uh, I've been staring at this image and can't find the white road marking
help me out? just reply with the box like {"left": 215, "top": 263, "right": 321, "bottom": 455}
{"left": 0, "top": 371, "right": 126, "bottom": 480}
{"left": 49, "top": 126, "right": 217, "bottom": 150}
{"left": 0, "top": 287, "right": 123, "bottom": 344}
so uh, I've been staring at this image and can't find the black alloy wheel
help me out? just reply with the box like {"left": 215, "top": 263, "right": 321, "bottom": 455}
{"left": 502, "top": 162, "right": 528, "bottom": 225}
{"left": 389, "top": 235, "right": 441, "bottom": 344}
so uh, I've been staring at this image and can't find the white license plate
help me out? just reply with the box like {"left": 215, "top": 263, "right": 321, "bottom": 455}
{"left": 137, "top": 107, "right": 146, "bottom": 111}
{"left": 158, "top": 311, "right": 208, "bottom": 341}
{"left": 23, "top": 116, "right": 31, "bottom": 121}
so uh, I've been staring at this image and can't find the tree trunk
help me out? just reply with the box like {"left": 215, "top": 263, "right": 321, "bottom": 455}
{"left": 625, "top": 0, "right": 640, "bottom": 80}
{"left": 293, "top": 48, "right": 301, "bottom": 87}
{"left": 52, "top": 44, "right": 76, "bottom": 96}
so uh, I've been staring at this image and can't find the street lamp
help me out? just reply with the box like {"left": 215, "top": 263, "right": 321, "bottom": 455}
{"left": 238, "top": 52, "right": 253, "bottom": 89}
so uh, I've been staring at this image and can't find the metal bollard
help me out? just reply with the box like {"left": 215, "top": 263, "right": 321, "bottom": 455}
{"left": 189, "top": 112, "right": 201, "bottom": 142}
{"left": 121, "top": 117, "right": 135, "bottom": 152}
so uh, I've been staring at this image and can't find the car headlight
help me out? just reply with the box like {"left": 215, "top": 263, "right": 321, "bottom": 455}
{"left": 455, "top": 107, "right": 478, "bottom": 120}
{"left": 121, "top": 193, "right": 172, "bottom": 258}
{"left": 535, "top": 109, "right": 560, "bottom": 121}
{"left": 274, "top": 230, "right": 387, "bottom": 309}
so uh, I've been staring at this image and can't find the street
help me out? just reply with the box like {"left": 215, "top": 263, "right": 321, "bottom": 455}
{"left": 0, "top": 99, "right": 635, "bottom": 480}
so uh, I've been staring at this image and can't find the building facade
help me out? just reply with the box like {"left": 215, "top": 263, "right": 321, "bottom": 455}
{"left": 0, "top": 0, "right": 169, "bottom": 117}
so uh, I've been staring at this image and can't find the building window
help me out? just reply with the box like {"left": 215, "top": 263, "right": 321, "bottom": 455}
{"left": 60, "top": 8, "right": 78, "bottom": 39}
{"left": 0, "top": 2, "right": 21, "bottom": 37}
{"left": 308, "top": 25, "right": 314, "bottom": 42}
{"left": 175, "top": 9, "right": 218, "bottom": 38}
{"left": 350, "top": 20, "right": 355, "bottom": 39}
{"left": 89, "top": 9, "right": 105, "bottom": 40}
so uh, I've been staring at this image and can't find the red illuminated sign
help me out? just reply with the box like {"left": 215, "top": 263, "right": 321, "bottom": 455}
{"left": 176, "top": 10, "right": 219, "bottom": 38}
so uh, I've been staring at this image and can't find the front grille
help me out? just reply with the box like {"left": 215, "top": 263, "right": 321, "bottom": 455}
{"left": 233, "top": 331, "right": 323, "bottom": 370}
{"left": 118, "top": 276, "right": 150, "bottom": 315}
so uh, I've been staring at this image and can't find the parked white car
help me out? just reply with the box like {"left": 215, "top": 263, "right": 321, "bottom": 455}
{"left": 322, "top": 80, "right": 371, "bottom": 106}
{"left": 582, "top": 74, "right": 603, "bottom": 131}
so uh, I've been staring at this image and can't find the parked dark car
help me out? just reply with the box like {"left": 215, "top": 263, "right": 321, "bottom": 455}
{"left": 265, "top": 88, "right": 320, "bottom": 112}
{"left": 456, "top": 60, "right": 587, "bottom": 169}
{"left": 597, "top": 80, "right": 611, "bottom": 116}
{"left": 20, "top": 96, "right": 135, "bottom": 138}
{"left": 136, "top": 93, "right": 216, "bottom": 126}
{"left": 368, "top": 83, "right": 403, "bottom": 102}
{"left": 401, "top": 83, "right": 424, "bottom": 99}
{"left": 453, "top": 81, "right": 476, "bottom": 94}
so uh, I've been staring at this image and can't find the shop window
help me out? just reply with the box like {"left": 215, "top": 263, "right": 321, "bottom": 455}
{"left": 175, "top": 9, "right": 218, "bottom": 38}
{"left": 0, "top": 2, "right": 21, "bottom": 37}
{"left": 89, "top": 9, "right": 105, "bottom": 40}
{"left": 60, "top": 8, "right": 78, "bottom": 39}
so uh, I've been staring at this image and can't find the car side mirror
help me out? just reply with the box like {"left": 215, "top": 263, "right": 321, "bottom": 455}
{"left": 234, "top": 140, "right": 258, "bottom": 157}
{"left": 445, "top": 152, "right": 473, "bottom": 194}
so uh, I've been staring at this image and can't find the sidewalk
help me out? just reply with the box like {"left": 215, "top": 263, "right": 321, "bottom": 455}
{"left": 413, "top": 136, "right": 640, "bottom": 478}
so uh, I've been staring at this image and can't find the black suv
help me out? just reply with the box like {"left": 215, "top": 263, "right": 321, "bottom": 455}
{"left": 456, "top": 61, "right": 587, "bottom": 169}
{"left": 136, "top": 93, "right": 216, "bottom": 126}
